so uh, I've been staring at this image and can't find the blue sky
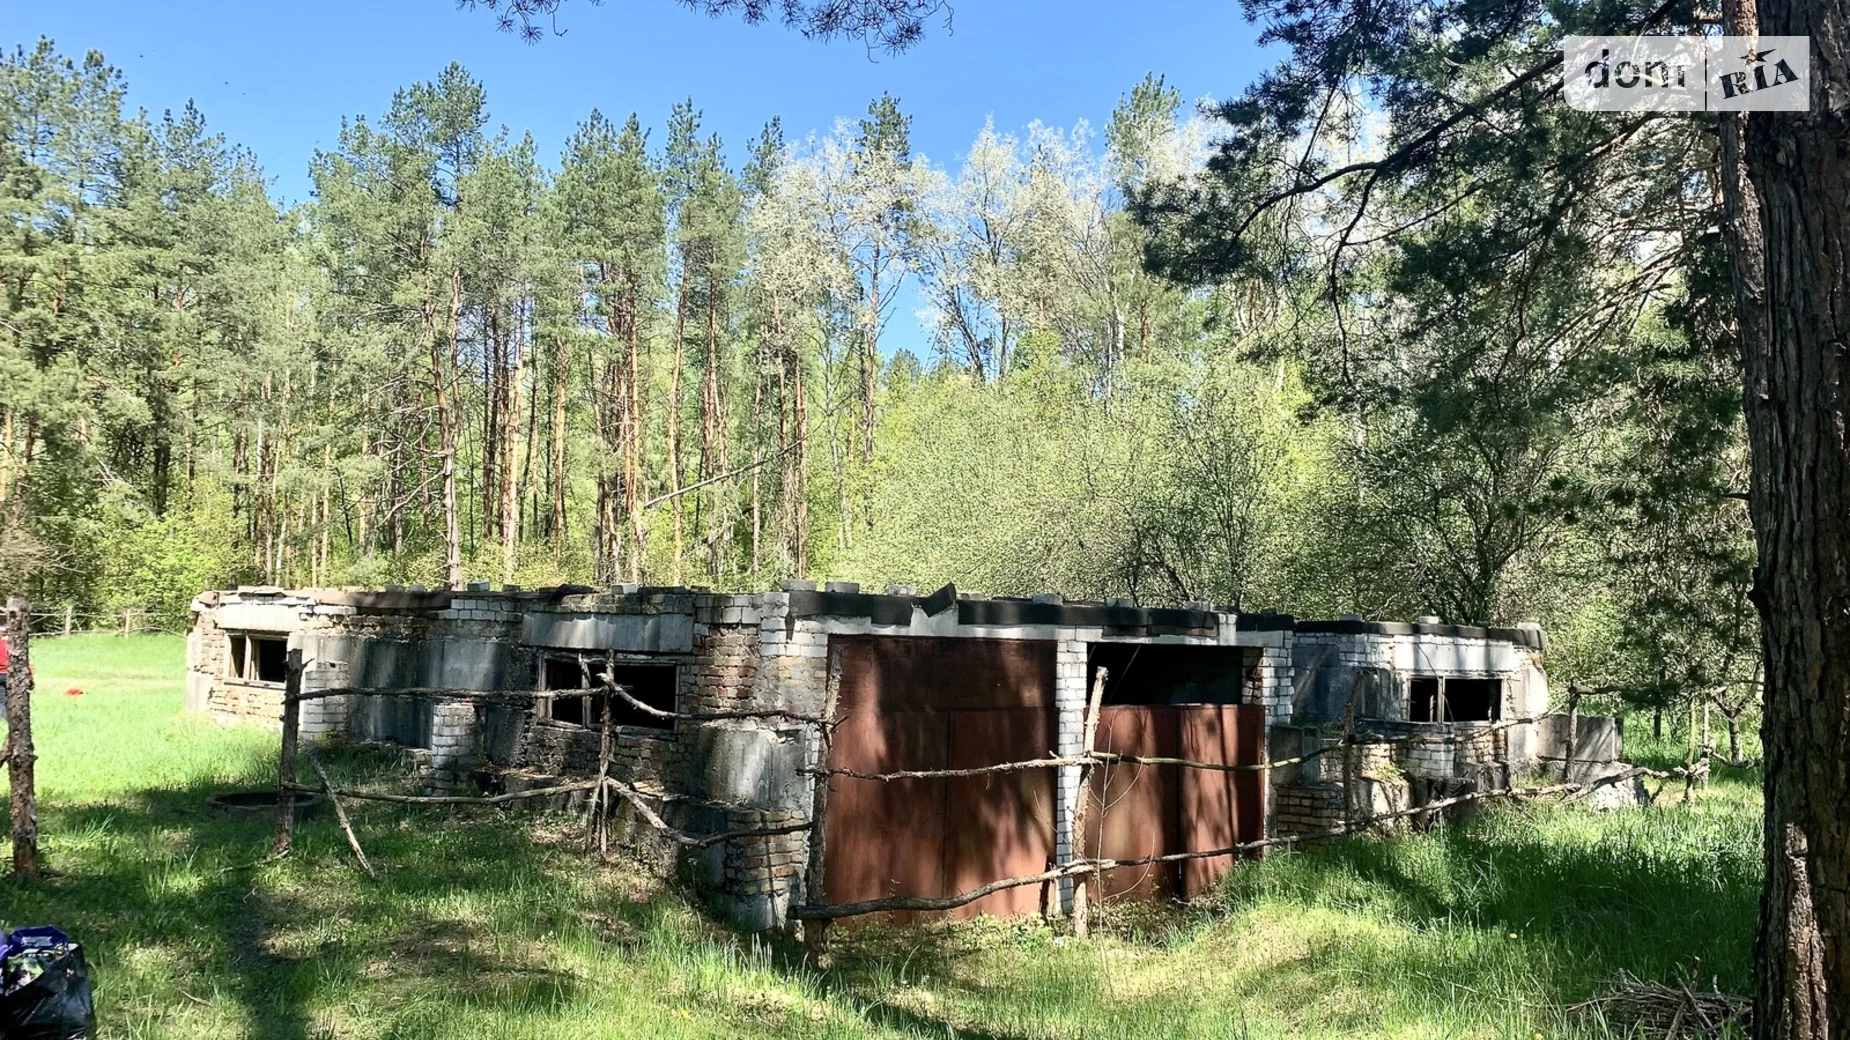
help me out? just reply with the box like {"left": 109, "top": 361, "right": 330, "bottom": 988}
{"left": 15, "top": 0, "right": 1274, "bottom": 353}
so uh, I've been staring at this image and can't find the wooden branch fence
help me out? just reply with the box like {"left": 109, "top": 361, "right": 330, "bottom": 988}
{"left": 268, "top": 656, "right": 1710, "bottom": 944}
{"left": 24, "top": 607, "right": 178, "bottom": 637}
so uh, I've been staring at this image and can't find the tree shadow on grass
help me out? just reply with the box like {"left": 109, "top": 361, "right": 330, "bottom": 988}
{"left": 765, "top": 798, "right": 1761, "bottom": 1040}
{"left": 1215, "top": 798, "right": 1761, "bottom": 1005}
{"left": 0, "top": 744, "right": 611, "bottom": 1039}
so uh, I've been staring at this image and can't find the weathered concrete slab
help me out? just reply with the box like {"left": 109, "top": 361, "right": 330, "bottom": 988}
{"left": 1536, "top": 715, "right": 1624, "bottom": 762}
{"left": 682, "top": 725, "right": 811, "bottom": 811}
{"left": 216, "top": 602, "right": 305, "bottom": 632}
{"left": 183, "top": 669, "right": 211, "bottom": 714}
{"left": 521, "top": 612, "right": 695, "bottom": 653}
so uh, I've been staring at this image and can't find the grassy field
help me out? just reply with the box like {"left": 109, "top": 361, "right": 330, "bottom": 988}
{"left": 0, "top": 634, "right": 1761, "bottom": 1039}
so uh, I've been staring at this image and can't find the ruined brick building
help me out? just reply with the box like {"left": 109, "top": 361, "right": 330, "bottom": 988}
{"left": 186, "top": 582, "right": 1635, "bottom": 930}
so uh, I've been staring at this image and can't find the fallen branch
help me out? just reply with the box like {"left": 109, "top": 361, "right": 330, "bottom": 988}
{"left": 280, "top": 777, "right": 805, "bottom": 850}
{"left": 1567, "top": 971, "right": 1750, "bottom": 1039}
{"left": 283, "top": 780, "right": 602, "bottom": 805}
{"left": 306, "top": 748, "right": 377, "bottom": 879}
{"left": 594, "top": 777, "right": 807, "bottom": 848}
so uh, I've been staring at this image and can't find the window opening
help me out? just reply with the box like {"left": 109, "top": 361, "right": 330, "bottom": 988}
{"left": 1442, "top": 678, "right": 1499, "bottom": 722}
{"left": 541, "top": 656, "right": 677, "bottom": 730}
{"left": 228, "top": 633, "right": 288, "bottom": 684}
{"left": 1409, "top": 676, "right": 1441, "bottom": 722}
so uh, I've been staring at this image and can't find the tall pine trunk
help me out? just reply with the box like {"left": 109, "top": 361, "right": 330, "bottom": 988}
{"left": 433, "top": 270, "right": 466, "bottom": 589}
{"left": 550, "top": 333, "right": 569, "bottom": 554}
{"left": 790, "top": 331, "right": 808, "bottom": 573}
{"left": 700, "top": 285, "right": 719, "bottom": 575}
{"left": 668, "top": 281, "right": 687, "bottom": 584}
{"left": 593, "top": 272, "right": 628, "bottom": 585}
{"left": 1727, "top": 4, "right": 1850, "bottom": 1035}
{"left": 500, "top": 331, "right": 527, "bottom": 584}
{"left": 624, "top": 280, "right": 648, "bottom": 582}
{"left": 750, "top": 350, "right": 763, "bottom": 578}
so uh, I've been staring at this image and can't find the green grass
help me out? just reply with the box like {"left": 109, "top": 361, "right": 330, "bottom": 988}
{"left": 0, "top": 634, "right": 1764, "bottom": 1039}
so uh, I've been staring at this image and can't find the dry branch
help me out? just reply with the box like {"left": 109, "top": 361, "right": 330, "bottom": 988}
{"left": 284, "top": 780, "right": 603, "bottom": 805}
{"left": 1568, "top": 972, "right": 1751, "bottom": 1039}
{"left": 288, "top": 682, "right": 824, "bottom": 725}
{"left": 791, "top": 774, "right": 1623, "bottom": 920}
{"left": 276, "top": 775, "right": 805, "bottom": 850}
{"left": 805, "top": 708, "right": 1567, "bottom": 785}
{"left": 307, "top": 748, "right": 377, "bottom": 879}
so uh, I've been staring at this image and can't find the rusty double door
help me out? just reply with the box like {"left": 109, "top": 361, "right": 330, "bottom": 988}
{"left": 822, "top": 636, "right": 1265, "bottom": 921}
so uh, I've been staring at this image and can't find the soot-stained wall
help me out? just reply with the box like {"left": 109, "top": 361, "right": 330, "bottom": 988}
{"left": 187, "top": 583, "right": 1551, "bottom": 929}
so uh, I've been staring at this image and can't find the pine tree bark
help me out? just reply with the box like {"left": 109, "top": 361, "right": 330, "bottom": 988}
{"left": 624, "top": 277, "right": 648, "bottom": 582}
{"left": 1726, "top": 6, "right": 1850, "bottom": 1036}
{"left": 433, "top": 270, "right": 466, "bottom": 589}
{"left": 701, "top": 285, "right": 720, "bottom": 575}
{"left": 550, "top": 332, "right": 569, "bottom": 553}
{"left": 668, "top": 281, "right": 688, "bottom": 584}
{"left": 789, "top": 334, "right": 808, "bottom": 572}
{"left": 500, "top": 331, "right": 527, "bottom": 583}
{"left": 482, "top": 308, "right": 502, "bottom": 538}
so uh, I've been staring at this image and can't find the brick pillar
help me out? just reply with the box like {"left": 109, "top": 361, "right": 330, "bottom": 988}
{"left": 1053, "top": 638, "right": 1089, "bottom": 912}
{"left": 427, "top": 700, "right": 481, "bottom": 793}
{"left": 297, "top": 694, "right": 350, "bottom": 743}
{"left": 1252, "top": 643, "right": 1295, "bottom": 839}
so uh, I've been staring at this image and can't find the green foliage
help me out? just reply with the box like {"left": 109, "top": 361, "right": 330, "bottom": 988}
{"left": 0, "top": 39, "right": 1755, "bottom": 726}
{"left": 1125, "top": 0, "right": 1755, "bottom": 706}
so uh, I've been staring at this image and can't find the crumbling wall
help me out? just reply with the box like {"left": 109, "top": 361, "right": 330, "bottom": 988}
{"left": 188, "top": 584, "right": 1550, "bottom": 930}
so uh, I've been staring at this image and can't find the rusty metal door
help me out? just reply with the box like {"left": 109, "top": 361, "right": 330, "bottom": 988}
{"left": 1084, "top": 703, "right": 1265, "bottom": 901}
{"left": 1178, "top": 704, "right": 1265, "bottom": 894}
{"left": 824, "top": 636, "right": 1057, "bottom": 922}
{"left": 1087, "top": 706, "right": 1183, "bottom": 900}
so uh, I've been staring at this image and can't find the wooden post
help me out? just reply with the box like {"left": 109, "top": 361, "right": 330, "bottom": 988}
{"left": 802, "top": 643, "right": 843, "bottom": 962}
{"left": 6, "top": 597, "right": 39, "bottom": 876}
{"left": 60, "top": 605, "right": 72, "bottom": 638}
{"left": 1563, "top": 686, "right": 1582, "bottom": 779}
{"left": 274, "top": 649, "right": 302, "bottom": 855}
{"left": 121, "top": 607, "right": 131, "bottom": 638}
{"left": 1340, "top": 678, "right": 1361, "bottom": 831}
{"left": 1070, "top": 666, "right": 1108, "bottom": 938}
{"left": 1701, "top": 698, "right": 1713, "bottom": 790}
{"left": 592, "top": 698, "right": 613, "bottom": 857}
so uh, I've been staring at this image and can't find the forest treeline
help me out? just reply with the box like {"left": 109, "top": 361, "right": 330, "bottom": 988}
{"left": 0, "top": 39, "right": 1757, "bottom": 737}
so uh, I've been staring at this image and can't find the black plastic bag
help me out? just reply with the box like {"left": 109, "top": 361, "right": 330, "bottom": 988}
{"left": 0, "top": 928, "right": 93, "bottom": 1040}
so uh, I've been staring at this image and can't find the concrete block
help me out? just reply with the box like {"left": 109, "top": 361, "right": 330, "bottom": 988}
{"left": 521, "top": 612, "right": 695, "bottom": 653}
{"left": 684, "top": 726, "right": 812, "bottom": 810}
{"left": 1536, "top": 715, "right": 1623, "bottom": 762}
{"left": 217, "top": 602, "right": 305, "bottom": 633}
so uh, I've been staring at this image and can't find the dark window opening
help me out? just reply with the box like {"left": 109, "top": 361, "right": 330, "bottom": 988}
{"left": 1086, "top": 644, "right": 1252, "bottom": 706}
{"left": 541, "top": 656, "right": 677, "bottom": 730}
{"left": 1409, "top": 676, "right": 1440, "bottom": 722}
{"left": 1442, "top": 678, "right": 1500, "bottom": 722}
{"left": 1407, "top": 675, "right": 1499, "bottom": 722}
{"left": 228, "top": 633, "right": 288, "bottom": 684}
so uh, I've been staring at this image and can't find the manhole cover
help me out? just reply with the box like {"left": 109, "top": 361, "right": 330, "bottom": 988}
{"left": 205, "top": 790, "right": 325, "bottom": 817}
